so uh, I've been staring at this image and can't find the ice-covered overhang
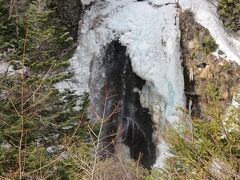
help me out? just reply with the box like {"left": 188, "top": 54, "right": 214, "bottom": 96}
{"left": 55, "top": 0, "right": 240, "bottom": 168}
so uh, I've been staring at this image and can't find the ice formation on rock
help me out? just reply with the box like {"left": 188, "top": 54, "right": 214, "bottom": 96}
{"left": 61, "top": 0, "right": 184, "bottom": 168}
{"left": 55, "top": 0, "right": 240, "bottom": 168}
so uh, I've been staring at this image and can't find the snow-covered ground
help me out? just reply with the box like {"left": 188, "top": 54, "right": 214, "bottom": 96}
{"left": 0, "top": 61, "right": 24, "bottom": 76}
{"left": 0, "top": 62, "right": 11, "bottom": 74}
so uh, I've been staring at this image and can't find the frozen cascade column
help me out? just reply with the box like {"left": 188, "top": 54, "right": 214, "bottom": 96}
{"left": 61, "top": 0, "right": 186, "bottom": 168}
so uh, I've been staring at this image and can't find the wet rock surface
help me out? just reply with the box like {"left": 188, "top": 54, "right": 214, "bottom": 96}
{"left": 90, "top": 40, "right": 156, "bottom": 167}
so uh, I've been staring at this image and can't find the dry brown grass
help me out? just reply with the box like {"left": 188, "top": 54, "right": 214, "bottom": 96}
{"left": 91, "top": 158, "right": 147, "bottom": 180}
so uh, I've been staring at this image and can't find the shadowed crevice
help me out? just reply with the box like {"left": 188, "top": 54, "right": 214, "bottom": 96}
{"left": 100, "top": 40, "right": 156, "bottom": 167}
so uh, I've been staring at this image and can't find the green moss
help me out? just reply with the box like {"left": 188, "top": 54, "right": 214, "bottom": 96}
{"left": 202, "top": 35, "right": 218, "bottom": 54}
{"left": 218, "top": 0, "right": 240, "bottom": 32}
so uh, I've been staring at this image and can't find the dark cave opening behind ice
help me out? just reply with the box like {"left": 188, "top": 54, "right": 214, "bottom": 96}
{"left": 57, "top": 0, "right": 240, "bottom": 168}
{"left": 95, "top": 40, "right": 156, "bottom": 167}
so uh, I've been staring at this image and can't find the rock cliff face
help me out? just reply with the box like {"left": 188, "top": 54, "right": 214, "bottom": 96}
{"left": 49, "top": 0, "right": 83, "bottom": 40}
{"left": 180, "top": 11, "right": 240, "bottom": 118}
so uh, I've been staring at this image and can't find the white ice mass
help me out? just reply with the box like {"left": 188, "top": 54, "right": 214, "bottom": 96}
{"left": 55, "top": 0, "right": 240, "bottom": 168}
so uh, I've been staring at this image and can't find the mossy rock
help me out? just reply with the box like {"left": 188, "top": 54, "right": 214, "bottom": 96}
{"left": 202, "top": 35, "right": 218, "bottom": 54}
{"left": 218, "top": 0, "right": 240, "bottom": 32}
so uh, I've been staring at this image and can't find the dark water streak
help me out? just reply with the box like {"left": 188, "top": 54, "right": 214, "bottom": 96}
{"left": 99, "top": 40, "right": 156, "bottom": 167}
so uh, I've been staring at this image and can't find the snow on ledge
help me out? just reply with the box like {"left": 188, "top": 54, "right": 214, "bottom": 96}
{"left": 81, "top": 0, "right": 94, "bottom": 5}
{"left": 179, "top": 0, "right": 240, "bottom": 64}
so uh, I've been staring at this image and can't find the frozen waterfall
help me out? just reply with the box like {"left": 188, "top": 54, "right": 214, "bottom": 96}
{"left": 55, "top": 0, "right": 240, "bottom": 168}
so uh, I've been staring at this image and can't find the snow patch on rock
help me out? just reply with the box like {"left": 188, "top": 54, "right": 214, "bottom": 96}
{"left": 0, "top": 61, "right": 14, "bottom": 75}
{"left": 179, "top": 0, "right": 240, "bottom": 64}
{"left": 81, "top": 0, "right": 94, "bottom": 5}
